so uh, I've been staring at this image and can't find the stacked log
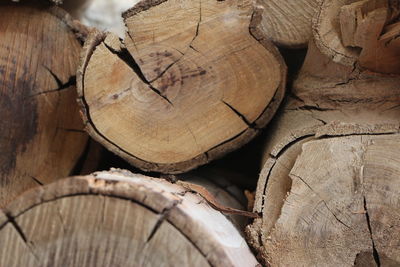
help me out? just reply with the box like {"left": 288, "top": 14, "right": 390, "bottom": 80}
{"left": 77, "top": 0, "right": 287, "bottom": 173}
{"left": 1, "top": 0, "right": 400, "bottom": 266}
{"left": 0, "top": 1, "right": 90, "bottom": 207}
{"left": 247, "top": 0, "right": 400, "bottom": 265}
{"left": 0, "top": 170, "right": 259, "bottom": 267}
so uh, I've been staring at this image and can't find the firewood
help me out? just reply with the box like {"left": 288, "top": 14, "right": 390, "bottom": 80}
{"left": 77, "top": 0, "right": 287, "bottom": 174}
{"left": 0, "top": 170, "right": 259, "bottom": 267}
{"left": 314, "top": 0, "right": 400, "bottom": 74}
{"left": 255, "top": 0, "right": 321, "bottom": 48}
{"left": 0, "top": 2, "right": 88, "bottom": 207}
{"left": 246, "top": 0, "right": 400, "bottom": 265}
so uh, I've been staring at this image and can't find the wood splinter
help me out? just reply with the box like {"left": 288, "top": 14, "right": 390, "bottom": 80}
{"left": 177, "top": 181, "right": 260, "bottom": 218}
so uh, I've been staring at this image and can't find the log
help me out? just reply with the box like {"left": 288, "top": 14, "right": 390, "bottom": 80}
{"left": 246, "top": 1, "right": 400, "bottom": 265}
{"left": 0, "top": 1, "right": 88, "bottom": 207}
{"left": 77, "top": 0, "right": 287, "bottom": 174}
{"left": 0, "top": 170, "right": 259, "bottom": 266}
{"left": 255, "top": 0, "right": 321, "bottom": 48}
{"left": 314, "top": 0, "right": 400, "bottom": 73}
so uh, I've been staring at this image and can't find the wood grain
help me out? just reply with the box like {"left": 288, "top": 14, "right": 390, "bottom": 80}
{"left": 0, "top": 170, "right": 259, "bottom": 267}
{"left": 256, "top": 0, "right": 321, "bottom": 48}
{"left": 77, "top": 0, "right": 286, "bottom": 173}
{"left": 0, "top": 2, "right": 88, "bottom": 207}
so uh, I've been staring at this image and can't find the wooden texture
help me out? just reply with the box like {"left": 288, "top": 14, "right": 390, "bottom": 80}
{"left": 0, "top": 170, "right": 259, "bottom": 267}
{"left": 0, "top": 2, "right": 88, "bottom": 207}
{"left": 255, "top": 0, "right": 321, "bottom": 48}
{"left": 247, "top": 101, "right": 400, "bottom": 266}
{"left": 246, "top": 4, "right": 400, "bottom": 263}
{"left": 314, "top": 0, "right": 400, "bottom": 73}
{"left": 78, "top": 0, "right": 286, "bottom": 174}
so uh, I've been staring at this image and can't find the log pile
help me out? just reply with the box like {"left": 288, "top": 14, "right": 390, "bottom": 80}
{"left": 1, "top": 0, "right": 399, "bottom": 266}
{"left": 0, "top": 170, "right": 258, "bottom": 266}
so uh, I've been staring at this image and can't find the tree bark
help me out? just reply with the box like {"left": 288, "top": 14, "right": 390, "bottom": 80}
{"left": 0, "top": 170, "right": 259, "bottom": 267}
{"left": 246, "top": 0, "right": 400, "bottom": 265}
{"left": 77, "top": 0, "right": 287, "bottom": 174}
{"left": 0, "top": 2, "right": 89, "bottom": 207}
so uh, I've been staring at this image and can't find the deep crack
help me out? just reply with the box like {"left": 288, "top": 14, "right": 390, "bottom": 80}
{"left": 5, "top": 213, "right": 28, "bottom": 243}
{"left": 103, "top": 42, "right": 173, "bottom": 106}
{"left": 5, "top": 212, "right": 41, "bottom": 263}
{"left": 221, "top": 100, "right": 255, "bottom": 128}
{"left": 364, "top": 196, "right": 381, "bottom": 267}
{"left": 30, "top": 67, "right": 76, "bottom": 97}
{"left": 145, "top": 200, "right": 181, "bottom": 243}
{"left": 29, "top": 175, "right": 43, "bottom": 186}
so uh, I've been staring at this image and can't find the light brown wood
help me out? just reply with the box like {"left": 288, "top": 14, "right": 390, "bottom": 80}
{"left": 255, "top": 0, "right": 321, "bottom": 48}
{"left": 78, "top": 0, "right": 286, "bottom": 174}
{"left": 0, "top": 2, "right": 88, "bottom": 207}
{"left": 247, "top": 101, "right": 400, "bottom": 266}
{"left": 314, "top": 0, "right": 400, "bottom": 74}
{"left": 0, "top": 170, "right": 259, "bottom": 267}
{"left": 246, "top": 1, "right": 400, "bottom": 263}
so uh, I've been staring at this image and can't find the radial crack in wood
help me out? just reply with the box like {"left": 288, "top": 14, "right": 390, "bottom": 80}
{"left": 246, "top": 96, "right": 400, "bottom": 266}
{"left": 78, "top": 0, "right": 286, "bottom": 173}
{"left": 0, "top": 2, "right": 88, "bottom": 207}
{"left": 0, "top": 170, "right": 259, "bottom": 267}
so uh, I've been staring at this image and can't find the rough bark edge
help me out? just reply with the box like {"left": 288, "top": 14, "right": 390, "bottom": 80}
{"left": 247, "top": 121, "right": 400, "bottom": 265}
{"left": 76, "top": 5, "right": 287, "bottom": 174}
{"left": 0, "top": 169, "right": 258, "bottom": 267}
{"left": 253, "top": 120, "right": 400, "bottom": 212}
{"left": 47, "top": 5, "right": 90, "bottom": 43}
{"left": 122, "top": 0, "right": 168, "bottom": 18}
{"left": 312, "top": 0, "right": 358, "bottom": 66}
{"left": 312, "top": 0, "right": 400, "bottom": 76}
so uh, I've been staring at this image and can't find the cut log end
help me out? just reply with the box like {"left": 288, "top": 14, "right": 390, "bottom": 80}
{"left": 247, "top": 101, "right": 400, "bottom": 266}
{"left": 314, "top": 0, "right": 400, "bottom": 74}
{"left": 78, "top": 0, "right": 286, "bottom": 174}
{"left": 0, "top": 2, "right": 88, "bottom": 207}
{"left": 0, "top": 170, "right": 259, "bottom": 267}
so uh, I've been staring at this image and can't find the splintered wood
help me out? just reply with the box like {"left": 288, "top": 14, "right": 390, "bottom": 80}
{"left": 78, "top": 0, "right": 286, "bottom": 174}
{"left": 260, "top": 135, "right": 400, "bottom": 266}
{"left": 315, "top": 0, "right": 400, "bottom": 73}
{"left": 0, "top": 170, "right": 259, "bottom": 267}
{"left": 246, "top": 0, "right": 400, "bottom": 265}
{"left": 0, "top": 2, "right": 88, "bottom": 207}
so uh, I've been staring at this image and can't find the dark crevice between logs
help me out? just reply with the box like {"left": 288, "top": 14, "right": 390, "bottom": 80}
{"left": 69, "top": 138, "right": 92, "bottom": 176}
